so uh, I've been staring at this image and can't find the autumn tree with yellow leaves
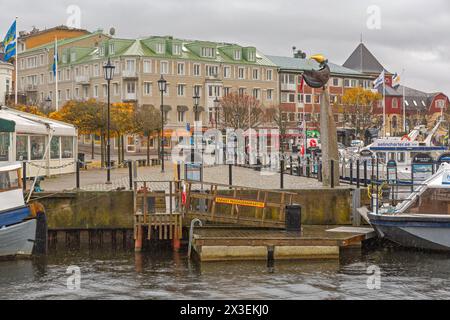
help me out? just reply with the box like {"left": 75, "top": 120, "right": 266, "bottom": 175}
{"left": 342, "top": 87, "right": 382, "bottom": 137}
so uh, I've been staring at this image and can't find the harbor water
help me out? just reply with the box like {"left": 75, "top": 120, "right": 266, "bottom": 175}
{"left": 2, "top": 246, "right": 450, "bottom": 300}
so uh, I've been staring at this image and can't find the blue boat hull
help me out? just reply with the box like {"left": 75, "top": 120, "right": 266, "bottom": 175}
{"left": 0, "top": 206, "right": 31, "bottom": 227}
{"left": 369, "top": 213, "right": 450, "bottom": 251}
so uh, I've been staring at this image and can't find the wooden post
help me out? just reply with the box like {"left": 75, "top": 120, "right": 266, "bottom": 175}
{"left": 135, "top": 225, "right": 143, "bottom": 252}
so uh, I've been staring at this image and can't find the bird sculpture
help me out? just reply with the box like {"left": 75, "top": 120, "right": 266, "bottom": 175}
{"left": 302, "top": 54, "right": 331, "bottom": 89}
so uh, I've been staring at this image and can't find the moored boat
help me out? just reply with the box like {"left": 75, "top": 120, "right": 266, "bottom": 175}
{"left": 0, "top": 163, "right": 45, "bottom": 258}
{"left": 367, "top": 162, "right": 450, "bottom": 251}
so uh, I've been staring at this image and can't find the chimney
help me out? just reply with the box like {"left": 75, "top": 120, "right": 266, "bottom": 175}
{"left": 294, "top": 50, "right": 306, "bottom": 59}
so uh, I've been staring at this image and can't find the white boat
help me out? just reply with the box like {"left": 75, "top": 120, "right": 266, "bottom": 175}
{"left": 342, "top": 121, "right": 448, "bottom": 182}
{"left": 367, "top": 163, "right": 450, "bottom": 251}
{"left": 0, "top": 163, "right": 41, "bottom": 258}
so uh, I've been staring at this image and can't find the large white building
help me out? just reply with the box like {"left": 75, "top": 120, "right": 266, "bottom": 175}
{"left": 0, "top": 61, "right": 14, "bottom": 105}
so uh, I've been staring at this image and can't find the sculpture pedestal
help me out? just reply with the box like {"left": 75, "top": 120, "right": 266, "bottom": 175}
{"left": 320, "top": 90, "right": 340, "bottom": 187}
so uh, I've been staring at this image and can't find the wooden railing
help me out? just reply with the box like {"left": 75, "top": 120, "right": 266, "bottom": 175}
{"left": 183, "top": 180, "right": 296, "bottom": 228}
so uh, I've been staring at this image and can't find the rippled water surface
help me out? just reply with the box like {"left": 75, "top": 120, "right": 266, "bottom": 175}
{"left": 2, "top": 247, "right": 450, "bottom": 300}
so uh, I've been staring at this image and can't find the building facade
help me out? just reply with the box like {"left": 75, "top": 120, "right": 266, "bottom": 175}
{"left": 0, "top": 61, "right": 14, "bottom": 105}
{"left": 267, "top": 53, "right": 374, "bottom": 145}
{"left": 4, "top": 25, "right": 90, "bottom": 105}
{"left": 17, "top": 31, "right": 278, "bottom": 152}
{"left": 343, "top": 42, "right": 449, "bottom": 135}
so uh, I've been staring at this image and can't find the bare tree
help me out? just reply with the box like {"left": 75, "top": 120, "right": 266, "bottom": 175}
{"left": 266, "top": 105, "right": 288, "bottom": 154}
{"left": 134, "top": 104, "right": 162, "bottom": 165}
{"left": 218, "top": 93, "right": 264, "bottom": 130}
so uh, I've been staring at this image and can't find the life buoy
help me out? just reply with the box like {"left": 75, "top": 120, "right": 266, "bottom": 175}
{"left": 309, "top": 139, "right": 317, "bottom": 147}
{"left": 401, "top": 135, "right": 411, "bottom": 141}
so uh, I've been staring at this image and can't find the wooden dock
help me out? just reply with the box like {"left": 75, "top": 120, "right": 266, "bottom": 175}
{"left": 191, "top": 226, "right": 376, "bottom": 261}
{"left": 133, "top": 180, "right": 182, "bottom": 251}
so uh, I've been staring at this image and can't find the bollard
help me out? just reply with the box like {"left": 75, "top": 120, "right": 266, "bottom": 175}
{"left": 318, "top": 161, "right": 323, "bottom": 182}
{"left": 364, "top": 160, "right": 368, "bottom": 187}
{"left": 330, "top": 160, "right": 335, "bottom": 188}
{"left": 356, "top": 160, "right": 360, "bottom": 188}
{"left": 22, "top": 161, "right": 27, "bottom": 192}
{"left": 228, "top": 163, "right": 233, "bottom": 189}
{"left": 306, "top": 157, "right": 310, "bottom": 178}
{"left": 290, "top": 156, "right": 293, "bottom": 175}
{"left": 128, "top": 160, "right": 133, "bottom": 190}
{"left": 76, "top": 160, "right": 80, "bottom": 189}
{"left": 350, "top": 160, "right": 353, "bottom": 185}
{"left": 280, "top": 158, "right": 284, "bottom": 189}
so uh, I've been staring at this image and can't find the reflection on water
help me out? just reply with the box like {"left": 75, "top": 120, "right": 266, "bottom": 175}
{"left": 2, "top": 246, "right": 450, "bottom": 300}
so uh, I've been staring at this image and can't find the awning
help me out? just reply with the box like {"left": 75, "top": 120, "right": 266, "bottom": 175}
{"left": 0, "top": 118, "right": 15, "bottom": 132}
{"left": 0, "top": 108, "right": 77, "bottom": 136}
{"left": 162, "top": 105, "right": 172, "bottom": 112}
{"left": 196, "top": 106, "right": 205, "bottom": 112}
{"left": 177, "top": 105, "right": 189, "bottom": 112}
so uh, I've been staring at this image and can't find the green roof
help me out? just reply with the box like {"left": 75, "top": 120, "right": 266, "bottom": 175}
{"left": 25, "top": 32, "right": 276, "bottom": 67}
{"left": 266, "top": 55, "right": 367, "bottom": 77}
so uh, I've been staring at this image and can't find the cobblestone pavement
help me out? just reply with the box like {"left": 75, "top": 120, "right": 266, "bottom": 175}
{"left": 39, "top": 164, "right": 330, "bottom": 192}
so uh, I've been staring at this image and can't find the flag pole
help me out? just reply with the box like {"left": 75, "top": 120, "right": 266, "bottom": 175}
{"left": 383, "top": 72, "right": 386, "bottom": 137}
{"left": 14, "top": 16, "right": 18, "bottom": 105}
{"left": 55, "top": 37, "right": 58, "bottom": 111}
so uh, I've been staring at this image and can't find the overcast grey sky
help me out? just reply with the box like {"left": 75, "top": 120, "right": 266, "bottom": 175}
{"left": 1, "top": 0, "right": 449, "bottom": 95}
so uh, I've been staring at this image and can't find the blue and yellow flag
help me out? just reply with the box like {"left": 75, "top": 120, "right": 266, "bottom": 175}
{"left": 2, "top": 20, "right": 17, "bottom": 62}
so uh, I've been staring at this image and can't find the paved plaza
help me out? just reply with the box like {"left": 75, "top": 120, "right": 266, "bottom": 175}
{"left": 38, "top": 163, "right": 327, "bottom": 192}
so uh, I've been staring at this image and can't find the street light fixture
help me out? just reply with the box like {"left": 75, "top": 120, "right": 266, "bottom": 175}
{"left": 158, "top": 75, "right": 167, "bottom": 172}
{"left": 103, "top": 58, "right": 115, "bottom": 184}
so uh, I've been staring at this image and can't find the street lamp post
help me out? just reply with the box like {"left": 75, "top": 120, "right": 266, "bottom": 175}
{"left": 192, "top": 94, "right": 200, "bottom": 164}
{"left": 103, "top": 58, "right": 115, "bottom": 184}
{"left": 213, "top": 97, "right": 220, "bottom": 129}
{"left": 158, "top": 75, "right": 167, "bottom": 172}
{"left": 44, "top": 96, "right": 52, "bottom": 114}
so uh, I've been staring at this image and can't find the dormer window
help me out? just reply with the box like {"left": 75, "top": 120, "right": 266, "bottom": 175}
{"left": 157, "top": 43, "right": 165, "bottom": 54}
{"left": 99, "top": 46, "right": 105, "bottom": 56}
{"left": 234, "top": 50, "right": 241, "bottom": 60}
{"left": 247, "top": 50, "right": 255, "bottom": 61}
{"left": 173, "top": 44, "right": 181, "bottom": 55}
{"left": 70, "top": 52, "right": 76, "bottom": 62}
{"left": 109, "top": 43, "right": 115, "bottom": 55}
{"left": 62, "top": 54, "right": 67, "bottom": 64}
{"left": 201, "top": 47, "right": 215, "bottom": 58}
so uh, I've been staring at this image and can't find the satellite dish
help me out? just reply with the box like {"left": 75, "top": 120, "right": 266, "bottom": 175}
{"left": 109, "top": 27, "right": 116, "bottom": 36}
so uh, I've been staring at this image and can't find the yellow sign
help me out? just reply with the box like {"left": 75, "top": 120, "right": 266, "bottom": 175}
{"left": 215, "top": 197, "right": 265, "bottom": 208}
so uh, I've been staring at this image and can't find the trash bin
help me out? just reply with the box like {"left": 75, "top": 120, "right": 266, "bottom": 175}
{"left": 285, "top": 204, "right": 301, "bottom": 232}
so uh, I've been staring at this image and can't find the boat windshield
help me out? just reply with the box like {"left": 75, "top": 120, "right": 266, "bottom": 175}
{"left": 0, "top": 170, "right": 20, "bottom": 191}
{"left": 407, "top": 188, "right": 450, "bottom": 215}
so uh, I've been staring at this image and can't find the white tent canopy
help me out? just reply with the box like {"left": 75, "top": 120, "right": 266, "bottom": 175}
{"left": 0, "top": 107, "right": 76, "bottom": 136}
{"left": 0, "top": 106, "right": 78, "bottom": 177}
